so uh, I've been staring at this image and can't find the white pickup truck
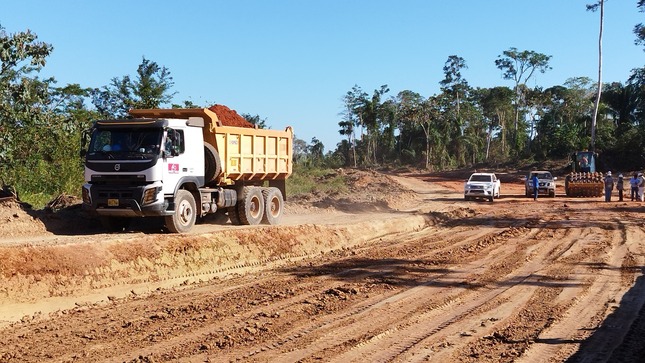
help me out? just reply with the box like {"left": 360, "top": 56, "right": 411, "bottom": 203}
{"left": 464, "top": 172, "right": 501, "bottom": 202}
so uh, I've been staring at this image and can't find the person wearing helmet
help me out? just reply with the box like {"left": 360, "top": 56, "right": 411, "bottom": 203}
{"left": 617, "top": 174, "right": 624, "bottom": 201}
{"left": 630, "top": 173, "right": 640, "bottom": 201}
{"left": 604, "top": 171, "right": 614, "bottom": 202}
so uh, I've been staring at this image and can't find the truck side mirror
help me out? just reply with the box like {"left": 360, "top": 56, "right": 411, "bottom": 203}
{"left": 79, "top": 128, "right": 92, "bottom": 158}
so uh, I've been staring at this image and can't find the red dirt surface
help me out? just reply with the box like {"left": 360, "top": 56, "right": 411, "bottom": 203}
{"left": 208, "top": 104, "right": 254, "bottom": 128}
{"left": 1, "top": 169, "right": 645, "bottom": 362}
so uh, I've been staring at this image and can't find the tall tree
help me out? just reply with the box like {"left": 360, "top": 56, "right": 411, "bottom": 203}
{"left": 396, "top": 90, "right": 427, "bottom": 166}
{"left": 474, "top": 86, "right": 514, "bottom": 159}
{"left": 495, "top": 47, "right": 551, "bottom": 154}
{"left": 308, "top": 137, "right": 325, "bottom": 166}
{"left": 635, "top": 0, "right": 645, "bottom": 49}
{"left": 440, "top": 55, "right": 469, "bottom": 120}
{"left": 440, "top": 55, "right": 472, "bottom": 165}
{"left": 587, "top": 0, "right": 605, "bottom": 151}
{"left": 338, "top": 85, "right": 366, "bottom": 167}
{"left": 0, "top": 24, "right": 53, "bottom": 172}
{"left": 92, "top": 57, "right": 175, "bottom": 118}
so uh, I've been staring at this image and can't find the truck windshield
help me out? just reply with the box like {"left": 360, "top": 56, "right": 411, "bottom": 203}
{"left": 87, "top": 129, "right": 163, "bottom": 160}
{"left": 532, "top": 173, "right": 552, "bottom": 179}
{"left": 470, "top": 175, "right": 492, "bottom": 182}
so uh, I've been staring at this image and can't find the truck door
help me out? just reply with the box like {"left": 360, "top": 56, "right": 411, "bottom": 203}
{"left": 162, "top": 129, "right": 186, "bottom": 195}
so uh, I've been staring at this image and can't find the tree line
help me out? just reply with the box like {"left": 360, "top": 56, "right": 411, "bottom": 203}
{"left": 1, "top": 1, "right": 644, "bottom": 205}
{"left": 327, "top": 59, "right": 645, "bottom": 172}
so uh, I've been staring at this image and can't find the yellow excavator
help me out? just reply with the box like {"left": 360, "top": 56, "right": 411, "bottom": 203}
{"left": 564, "top": 151, "right": 604, "bottom": 197}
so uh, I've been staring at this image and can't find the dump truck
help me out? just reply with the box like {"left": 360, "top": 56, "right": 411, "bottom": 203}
{"left": 564, "top": 151, "right": 604, "bottom": 197}
{"left": 81, "top": 108, "right": 293, "bottom": 233}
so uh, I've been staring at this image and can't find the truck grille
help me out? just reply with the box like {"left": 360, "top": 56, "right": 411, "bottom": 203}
{"left": 97, "top": 191, "right": 134, "bottom": 199}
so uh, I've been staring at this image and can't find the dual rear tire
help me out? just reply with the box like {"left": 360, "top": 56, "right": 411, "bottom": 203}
{"left": 164, "top": 185, "right": 285, "bottom": 232}
{"left": 231, "top": 186, "right": 284, "bottom": 226}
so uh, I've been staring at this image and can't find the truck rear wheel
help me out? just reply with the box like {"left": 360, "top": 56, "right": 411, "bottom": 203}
{"left": 237, "top": 186, "right": 264, "bottom": 225}
{"left": 165, "top": 190, "right": 196, "bottom": 233}
{"left": 261, "top": 187, "right": 284, "bottom": 225}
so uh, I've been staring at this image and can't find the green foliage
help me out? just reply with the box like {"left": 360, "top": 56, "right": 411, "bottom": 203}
{"left": 286, "top": 165, "right": 348, "bottom": 197}
{"left": 241, "top": 113, "right": 268, "bottom": 129}
{"left": 91, "top": 57, "right": 175, "bottom": 118}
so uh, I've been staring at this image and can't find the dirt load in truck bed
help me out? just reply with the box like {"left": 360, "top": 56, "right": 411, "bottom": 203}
{"left": 208, "top": 104, "right": 255, "bottom": 128}
{"left": 1, "top": 168, "right": 645, "bottom": 362}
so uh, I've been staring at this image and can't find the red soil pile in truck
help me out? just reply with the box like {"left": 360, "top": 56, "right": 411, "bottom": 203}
{"left": 208, "top": 104, "right": 254, "bottom": 128}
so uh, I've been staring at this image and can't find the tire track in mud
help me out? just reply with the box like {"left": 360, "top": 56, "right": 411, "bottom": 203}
{"left": 450, "top": 214, "right": 642, "bottom": 363}
{"left": 79, "top": 222, "right": 525, "bottom": 362}
{"left": 111, "top": 223, "right": 524, "bottom": 362}
{"left": 554, "top": 218, "right": 645, "bottom": 363}
{"left": 282, "top": 217, "right": 611, "bottom": 363}
{"left": 0, "top": 218, "right": 486, "bottom": 363}
{"left": 2, "top": 179, "right": 645, "bottom": 363}
{"left": 126, "top": 216, "right": 590, "bottom": 362}
{"left": 329, "top": 225, "right": 583, "bottom": 362}
{"left": 227, "top": 224, "right": 554, "bottom": 362}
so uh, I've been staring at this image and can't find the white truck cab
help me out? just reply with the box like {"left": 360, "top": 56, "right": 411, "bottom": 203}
{"left": 82, "top": 117, "right": 207, "bottom": 231}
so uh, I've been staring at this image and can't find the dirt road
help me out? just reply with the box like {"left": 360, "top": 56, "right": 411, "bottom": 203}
{"left": 1, "top": 171, "right": 644, "bottom": 362}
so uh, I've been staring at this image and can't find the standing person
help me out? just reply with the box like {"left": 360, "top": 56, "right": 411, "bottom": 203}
{"left": 639, "top": 172, "right": 645, "bottom": 202}
{"left": 630, "top": 173, "right": 639, "bottom": 201}
{"left": 617, "top": 174, "right": 624, "bottom": 201}
{"left": 532, "top": 173, "right": 539, "bottom": 201}
{"left": 604, "top": 171, "right": 614, "bottom": 202}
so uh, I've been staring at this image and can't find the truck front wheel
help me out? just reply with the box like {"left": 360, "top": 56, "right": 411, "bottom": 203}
{"left": 261, "top": 187, "right": 284, "bottom": 225}
{"left": 165, "top": 190, "right": 197, "bottom": 233}
{"left": 237, "top": 186, "right": 264, "bottom": 225}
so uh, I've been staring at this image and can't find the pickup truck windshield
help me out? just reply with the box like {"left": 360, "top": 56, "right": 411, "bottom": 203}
{"left": 531, "top": 173, "right": 552, "bottom": 179}
{"left": 470, "top": 175, "right": 493, "bottom": 182}
{"left": 87, "top": 129, "right": 163, "bottom": 160}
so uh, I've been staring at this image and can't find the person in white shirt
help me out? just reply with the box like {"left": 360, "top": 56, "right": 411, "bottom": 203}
{"left": 630, "top": 173, "right": 640, "bottom": 201}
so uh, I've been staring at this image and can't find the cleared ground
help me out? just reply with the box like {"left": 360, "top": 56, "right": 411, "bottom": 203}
{"left": 0, "top": 170, "right": 644, "bottom": 362}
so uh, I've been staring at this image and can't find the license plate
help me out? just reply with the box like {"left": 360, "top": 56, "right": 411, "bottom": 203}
{"left": 108, "top": 199, "right": 119, "bottom": 207}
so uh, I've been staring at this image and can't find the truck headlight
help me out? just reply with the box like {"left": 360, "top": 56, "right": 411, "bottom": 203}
{"left": 82, "top": 186, "right": 91, "bottom": 204}
{"left": 142, "top": 187, "right": 160, "bottom": 205}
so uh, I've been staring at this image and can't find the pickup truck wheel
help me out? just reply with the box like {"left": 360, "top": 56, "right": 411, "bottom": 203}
{"left": 489, "top": 195, "right": 494, "bottom": 202}
{"left": 100, "top": 216, "right": 130, "bottom": 232}
{"left": 549, "top": 191, "right": 555, "bottom": 198}
{"left": 237, "top": 187, "right": 264, "bottom": 225}
{"left": 165, "top": 190, "right": 196, "bottom": 233}
{"left": 261, "top": 187, "right": 284, "bottom": 225}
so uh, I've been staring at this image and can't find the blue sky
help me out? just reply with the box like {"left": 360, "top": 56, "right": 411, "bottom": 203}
{"left": 2, "top": 1, "right": 643, "bottom": 151}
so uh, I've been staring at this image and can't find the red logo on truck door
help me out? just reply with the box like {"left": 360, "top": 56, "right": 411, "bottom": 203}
{"left": 168, "top": 163, "right": 180, "bottom": 174}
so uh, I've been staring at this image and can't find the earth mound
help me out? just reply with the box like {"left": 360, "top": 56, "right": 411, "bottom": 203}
{"left": 208, "top": 104, "right": 255, "bottom": 128}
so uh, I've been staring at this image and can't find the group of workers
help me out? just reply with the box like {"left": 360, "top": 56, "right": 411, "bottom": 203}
{"left": 603, "top": 171, "right": 645, "bottom": 202}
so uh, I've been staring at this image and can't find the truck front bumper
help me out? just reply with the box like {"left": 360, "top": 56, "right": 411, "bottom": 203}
{"left": 82, "top": 184, "right": 169, "bottom": 217}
